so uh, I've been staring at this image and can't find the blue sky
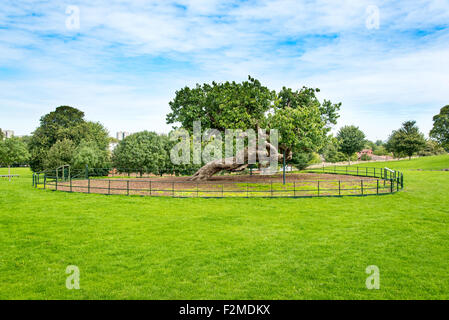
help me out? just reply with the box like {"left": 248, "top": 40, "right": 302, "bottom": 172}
{"left": 1, "top": 0, "right": 448, "bottom": 141}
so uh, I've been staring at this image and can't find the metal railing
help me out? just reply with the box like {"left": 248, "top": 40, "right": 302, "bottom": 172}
{"left": 32, "top": 165, "right": 404, "bottom": 198}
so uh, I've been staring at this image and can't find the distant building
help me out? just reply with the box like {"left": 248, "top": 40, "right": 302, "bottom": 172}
{"left": 357, "top": 149, "right": 373, "bottom": 160}
{"left": 116, "top": 131, "right": 130, "bottom": 141}
{"left": 4, "top": 130, "right": 14, "bottom": 139}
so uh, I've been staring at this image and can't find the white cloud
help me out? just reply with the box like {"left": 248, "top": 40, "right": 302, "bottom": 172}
{"left": 0, "top": 0, "right": 448, "bottom": 140}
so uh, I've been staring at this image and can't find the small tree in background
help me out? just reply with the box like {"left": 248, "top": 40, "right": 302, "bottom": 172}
{"left": 43, "top": 139, "right": 76, "bottom": 170}
{"left": 418, "top": 139, "right": 446, "bottom": 156}
{"left": 337, "top": 125, "right": 366, "bottom": 164}
{"left": 375, "top": 140, "right": 384, "bottom": 146}
{"left": 0, "top": 129, "right": 4, "bottom": 140}
{"left": 386, "top": 121, "right": 426, "bottom": 160}
{"left": 290, "top": 153, "right": 315, "bottom": 170}
{"left": 430, "top": 105, "right": 449, "bottom": 151}
{"left": 73, "top": 140, "right": 110, "bottom": 169}
{"left": 28, "top": 106, "right": 110, "bottom": 171}
{"left": 162, "top": 133, "right": 201, "bottom": 176}
{"left": 320, "top": 137, "right": 347, "bottom": 163}
{"left": 0, "top": 137, "right": 30, "bottom": 181}
{"left": 112, "top": 131, "right": 169, "bottom": 176}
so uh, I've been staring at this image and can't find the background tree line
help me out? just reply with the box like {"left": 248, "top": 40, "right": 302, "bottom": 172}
{"left": 319, "top": 120, "right": 445, "bottom": 164}
{"left": 1, "top": 90, "right": 447, "bottom": 174}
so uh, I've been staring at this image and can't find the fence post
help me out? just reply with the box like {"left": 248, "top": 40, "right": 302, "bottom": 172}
{"left": 88, "top": 178, "right": 90, "bottom": 194}
{"left": 56, "top": 174, "right": 58, "bottom": 191}
{"left": 390, "top": 179, "right": 393, "bottom": 193}
{"left": 338, "top": 180, "right": 341, "bottom": 196}
{"left": 293, "top": 181, "right": 296, "bottom": 197}
{"left": 32, "top": 173, "right": 35, "bottom": 187}
{"left": 108, "top": 180, "right": 111, "bottom": 195}
{"left": 377, "top": 180, "right": 379, "bottom": 195}
{"left": 317, "top": 181, "right": 320, "bottom": 197}
{"left": 283, "top": 150, "right": 286, "bottom": 185}
{"left": 361, "top": 180, "right": 364, "bottom": 195}
{"left": 127, "top": 180, "right": 129, "bottom": 196}
{"left": 85, "top": 164, "right": 89, "bottom": 180}
{"left": 221, "top": 184, "right": 224, "bottom": 198}
{"left": 401, "top": 173, "right": 404, "bottom": 189}
{"left": 44, "top": 174, "right": 46, "bottom": 189}
{"left": 70, "top": 176, "right": 72, "bottom": 193}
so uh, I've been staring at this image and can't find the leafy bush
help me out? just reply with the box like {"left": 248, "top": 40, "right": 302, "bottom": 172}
{"left": 309, "top": 152, "right": 322, "bottom": 165}
{"left": 290, "top": 153, "right": 313, "bottom": 170}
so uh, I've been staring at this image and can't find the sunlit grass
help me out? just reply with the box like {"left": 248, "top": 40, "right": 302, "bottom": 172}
{"left": 1, "top": 155, "right": 449, "bottom": 299}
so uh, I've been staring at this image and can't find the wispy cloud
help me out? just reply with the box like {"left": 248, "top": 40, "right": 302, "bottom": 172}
{"left": 0, "top": 0, "right": 448, "bottom": 140}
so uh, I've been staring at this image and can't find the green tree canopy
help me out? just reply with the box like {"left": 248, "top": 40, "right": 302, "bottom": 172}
{"left": 0, "top": 136, "right": 30, "bottom": 166}
{"left": 167, "top": 76, "right": 275, "bottom": 132}
{"left": 43, "top": 139, "right": 76, "bottom": 170}
{"left": 268, "top": 87, "right": 340, "bottom": 155}
{"left": 375, "top": 140, "right": 384, "bottom": 146}
{"left": 162, "top": 133, "right": 201, "bottom": 176}
{"left": 430, "top": 105, "right": 449, "bottom": 151}
{"left": 0, "top": 129, "right": 4, "bottom": 140}
{"left": 386, "top": 121, "right": 426, "bottom": 159}
{"left": 0, "top": 137, "right": 30, "bottom": 181}
{"left": 320, "top": 136, "right": 347, "bottom": 163}
{"left": 418, "top": 139, "right": 446, "bottom": 156}
{"left": 73, "top": 140, "right": 109, "bottom": 169}
{"left": 112, "top": 131, "right": 169, "bottom": 176}
{"left": 337, "top": 125, "right": 366, "bottom": 162}
{"left": 29, "top": 106, "right": 110, "bottom": 171}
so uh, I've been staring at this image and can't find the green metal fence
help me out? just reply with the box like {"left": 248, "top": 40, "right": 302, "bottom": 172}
{"left": 32, "top": 165, "right": 404, "bottom": 198}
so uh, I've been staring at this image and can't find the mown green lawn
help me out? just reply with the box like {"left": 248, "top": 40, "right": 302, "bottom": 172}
{"left": 1, "top": 155, "right": 449, "bottom": 299}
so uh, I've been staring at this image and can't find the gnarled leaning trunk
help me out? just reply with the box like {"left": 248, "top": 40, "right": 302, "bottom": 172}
{"left": 189, "top": 141, "right": 288, "bottom": 181}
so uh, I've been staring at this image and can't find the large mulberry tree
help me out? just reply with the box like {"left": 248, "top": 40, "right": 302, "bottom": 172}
{"left": 167, "top": 76, "right": 340, "bottom": 180}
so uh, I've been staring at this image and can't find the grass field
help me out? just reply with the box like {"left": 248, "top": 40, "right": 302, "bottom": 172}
{"left": 1, "top": 155, "right": 449, "bottom": 299}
